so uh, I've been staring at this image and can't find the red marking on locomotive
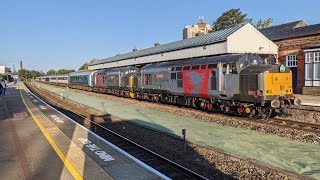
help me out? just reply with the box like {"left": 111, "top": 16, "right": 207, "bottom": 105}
{"left": 181, "top": 67, "right": 212, "bottom": 98}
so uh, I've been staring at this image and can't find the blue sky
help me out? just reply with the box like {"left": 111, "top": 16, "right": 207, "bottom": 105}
{"left": 0, "top": 0, "right": 319, "bottom": 72}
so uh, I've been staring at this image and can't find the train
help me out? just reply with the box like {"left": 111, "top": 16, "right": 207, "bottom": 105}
{"left": 36, "top": 54, "right": 300, "bottom": 118}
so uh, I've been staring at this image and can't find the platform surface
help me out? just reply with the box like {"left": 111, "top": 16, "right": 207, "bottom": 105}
{"left": 34, "top": 82, "right": 320, "bottom": 179}
{"left": 0, "top": 83, "right": 166, "bottom": 180}
{"left": 296, "top": 94, "right": 320, "bottom": 107}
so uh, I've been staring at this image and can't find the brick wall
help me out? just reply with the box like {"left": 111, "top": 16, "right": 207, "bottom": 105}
{"left": 273, "top": 34, "right": 320, "bottom": 93}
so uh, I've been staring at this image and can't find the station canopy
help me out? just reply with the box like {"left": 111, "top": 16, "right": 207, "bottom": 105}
{"left": 89, "top": 23, "right": 278, "bottom": 70}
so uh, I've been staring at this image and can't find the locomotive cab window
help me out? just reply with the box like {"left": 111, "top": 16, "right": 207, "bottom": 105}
{"left": 227, "top": 63, "right": 237, "bottom": 74}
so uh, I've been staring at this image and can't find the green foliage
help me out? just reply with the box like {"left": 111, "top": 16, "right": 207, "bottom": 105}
{"left": 5, "top": 67, "right": 11, "bottom": 73}
{"left": 255, "top": 18, "right": 273, "bottom": 29}
{"left": 18, "top": 69, "right": 44, "bottom": 81}
{"left": 213, "top": 8, "right": 249, "bottom": 31}
{"left": 79, "top": 58, "right": 97, "bottom": 70}
{"left": 213, "top": 8, "right": 272, "bottom": 30}
{"left": 56, "top": 69, "right": 75, "bottom": 75}
{"left": 46, "top": 69, "right": 56, "bottom": 75}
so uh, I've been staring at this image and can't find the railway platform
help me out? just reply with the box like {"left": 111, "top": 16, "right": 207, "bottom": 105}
{"left": 33, "top": 82, "right": 320, "bottom": 179}
{"left": 0, "top": 83, "right": 167, "bottom": 180}
{"left": 296, "top": 94, "right": 320, "bottom": 111}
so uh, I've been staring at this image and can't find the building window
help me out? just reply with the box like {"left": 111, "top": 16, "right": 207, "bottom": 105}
{"left": 286, "top": 55, "right": 297, "bottom": 67}
{"left": 305, "top": 52, "right": 320, "bottom": 86}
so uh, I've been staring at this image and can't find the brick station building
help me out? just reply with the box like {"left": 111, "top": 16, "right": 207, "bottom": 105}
{"left": 260, "top": 21, "right": 320, "bottom": 95}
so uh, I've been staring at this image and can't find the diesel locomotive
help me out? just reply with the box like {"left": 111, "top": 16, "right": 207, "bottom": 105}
{"left": 36, "top": 54, "right": 300, "bottom": 118}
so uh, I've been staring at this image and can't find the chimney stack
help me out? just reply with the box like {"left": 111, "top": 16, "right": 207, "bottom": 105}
{"left": 20, "top": 61, "right": 23, "bottom": 70}
{"left": 133, "top": 46, "right": 138, "bottom": 52}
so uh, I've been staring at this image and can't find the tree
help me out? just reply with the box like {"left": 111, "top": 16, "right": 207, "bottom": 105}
{"left": 5, "top": 67, "right": 11, "bottom": 73}
{"left": 79, "top": 58, "right": 97, "bottom": 71}
{"left": 18, "top": 69, "right": 43, "bottom": 81}
{"left": 213, "top": 8, "right": 249, "bottom": 31}
{"left": 56, "top": 69, "right": 75, "bottom": 75}
{"left": 213, "top": 8, "right": 273, "bottom": 31}
{"left": 255, "top": 18, "right": 273, "bottom": 29}
{"left": 46, "top": 69, "right": 56, "bottom": 75}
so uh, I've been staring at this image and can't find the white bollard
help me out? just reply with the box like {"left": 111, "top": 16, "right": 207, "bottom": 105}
{"left": 60, "top": 93, "right": 63, "bottom": 101}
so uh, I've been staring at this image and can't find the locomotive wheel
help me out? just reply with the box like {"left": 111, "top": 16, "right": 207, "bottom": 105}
{"left": 257, "top": 107, "right": 273, "bottom": 119}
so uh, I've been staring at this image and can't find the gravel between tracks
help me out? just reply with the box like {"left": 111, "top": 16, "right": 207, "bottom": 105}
{"left": 41, "top": 83, "right": 320, "bottom": 145}
{"left": 26, "top": 83, "right": 302, "bottom": 180}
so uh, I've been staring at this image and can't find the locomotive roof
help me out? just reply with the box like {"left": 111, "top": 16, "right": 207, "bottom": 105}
{"left": 141, "top": 54, "right": 243, "bottom": 69}
{"left": 90, "top": 23, "right": 247, "bottom": 66}
{"left": 96, "top": 66, "right": 137, "bottom": 73}
{"left": 69, "top": 71, "right": 94, "bottom": 76}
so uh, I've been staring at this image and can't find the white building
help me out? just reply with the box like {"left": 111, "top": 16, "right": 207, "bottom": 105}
{"left": 89, "top": 23, "right": 278, "bottom": 70}
{"left": 0, "top": 66, "right": 5, "bottom": 74}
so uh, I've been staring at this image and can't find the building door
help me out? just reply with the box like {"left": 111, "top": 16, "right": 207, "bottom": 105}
{"left": 291, "top": 67, "right": 298, "bottom": 93}
{"left": 286, "top": 55, "right": 298, "bottom": 93}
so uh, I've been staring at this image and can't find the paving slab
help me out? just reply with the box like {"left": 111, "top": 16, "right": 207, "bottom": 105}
{"left": 296, "top": 94, "right": 320, "bottom": 107}
{"left": 35, "top": 82, "right": 320, "bottom": 179}
{"left": 0, "top": 84, "right": 73, "bottom": 180}
{"left": 0, "top": 82, "right": 166, "bottom": 180}
{"left": 24, "top": 85, "right": 166, "bottom": 180}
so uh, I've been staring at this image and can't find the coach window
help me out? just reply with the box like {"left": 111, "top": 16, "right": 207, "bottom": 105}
{"left": 201, "top": 65, "right": 207, "bottom": 69}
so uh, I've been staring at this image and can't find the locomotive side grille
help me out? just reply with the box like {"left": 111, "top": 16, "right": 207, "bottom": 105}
{"left": 240, "top": 75, "right": 258, "bottom": 95}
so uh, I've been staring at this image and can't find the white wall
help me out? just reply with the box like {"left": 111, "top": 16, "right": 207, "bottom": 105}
{"left": 89, "top": 24, "right": 279, "bottom": 70}
{"left": 89, "top": 41, "right": 228, "bottom": 70}
{"left": 227, "top": 23, "right": 278, "bottom": 54}
{"left": 0, "top": 66, "right": 5, "bottom": 74}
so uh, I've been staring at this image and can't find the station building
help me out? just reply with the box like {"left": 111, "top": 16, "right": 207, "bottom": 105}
{"left": 89, "top": 23, "right": 278, "bottom": 71}
{"left": 260, "top": 21, "right": 320, "bottom": 95}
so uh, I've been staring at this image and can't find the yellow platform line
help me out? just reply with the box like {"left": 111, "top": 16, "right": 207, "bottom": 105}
{"left": 20, "top": 90, "right": 83, "bottom": 180}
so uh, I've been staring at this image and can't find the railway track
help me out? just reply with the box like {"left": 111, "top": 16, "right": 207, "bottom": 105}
{"left": 36, "top": 82, "right": 320, "bottom": 135}
{"left": 264, "top": 118, "right": 320, "bottom": 134}
{"left": 25, "top": 83, "right": 208, "bottom": 180}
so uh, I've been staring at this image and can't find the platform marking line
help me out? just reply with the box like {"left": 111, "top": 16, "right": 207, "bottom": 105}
{"left": 27, "top": 83, "right": 170, "bottom": 180}
{"left": 20, "top": 90, "right": 83, "bottom": 180}
{"left": 39, "top": 105, "right": 47, "bottom": 110}
{"left": 50, "top": 115, "right": 64, "bottom": 123}
{"left": 32, "top": 99, "right": 39, "bottom": 103}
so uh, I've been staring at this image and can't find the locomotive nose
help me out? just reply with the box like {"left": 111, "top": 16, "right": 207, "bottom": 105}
{"left": 263, "top": 72, "right": 293, "bottom": 96}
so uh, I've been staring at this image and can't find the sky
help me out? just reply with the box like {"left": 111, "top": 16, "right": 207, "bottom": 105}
{"left": 0, "top": 0, "right": 319, "bottom": 72}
